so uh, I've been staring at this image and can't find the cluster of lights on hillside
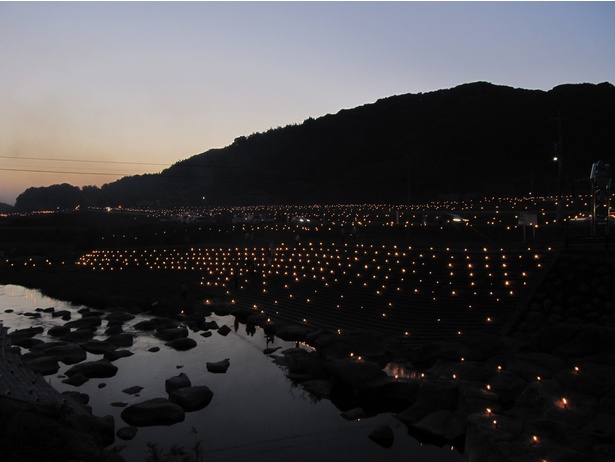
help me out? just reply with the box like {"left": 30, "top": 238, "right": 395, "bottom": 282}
{"left": 74, "top": 242, "right": 550, "bottom": 341}
{"left": 95, "top": 194, "right": 600, "bottom": 228}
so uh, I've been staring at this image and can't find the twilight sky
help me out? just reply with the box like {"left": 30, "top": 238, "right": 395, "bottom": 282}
{"left": 1, "top": 1, "right": 614, "bottom": 205}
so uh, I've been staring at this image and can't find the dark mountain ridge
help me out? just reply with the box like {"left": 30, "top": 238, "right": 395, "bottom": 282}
{"left": 14, "top": 81, "right": 615, "bottom": 211}
{"left": 0, "top": 202, "right": 14, "bottom": 214}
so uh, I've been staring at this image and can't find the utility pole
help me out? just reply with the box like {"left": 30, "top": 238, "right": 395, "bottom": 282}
{"left": 553, "top": 113, "right": 564, "bottom": 223}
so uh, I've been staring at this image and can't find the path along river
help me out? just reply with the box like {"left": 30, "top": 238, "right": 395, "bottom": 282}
{"left": 0, "top": 284, "right": 462, "bottom": 462}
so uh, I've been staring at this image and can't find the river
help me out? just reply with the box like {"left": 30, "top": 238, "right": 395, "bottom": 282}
{"left": 0, "top": 284, "right": 462, "bottom": 462}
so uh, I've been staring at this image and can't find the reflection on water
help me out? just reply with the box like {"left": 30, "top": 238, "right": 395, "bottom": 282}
{"left": 385, "top": 362, "right": 417, "bottom": 380}
{"left": 0, "top": 284, "right": 462, "bottom": 462}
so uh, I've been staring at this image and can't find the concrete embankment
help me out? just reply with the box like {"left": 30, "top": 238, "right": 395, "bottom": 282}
{"left": 0, "top": 324, "right": 122, "bottom": 462}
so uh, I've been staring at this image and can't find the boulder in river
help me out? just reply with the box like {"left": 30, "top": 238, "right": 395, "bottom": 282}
{"left": 134, "top": 320, "right": 157, "bottom": 331}
{"left": 61, "top": 328, "right": 95, "bottom": 343}
{"left": 276, "top": 324, "right": 310, "bottom": 342}
{"left": 117, "top": 426, "right": 138, "bottom": 441}
{"left": 105, "top": 311, "right": 136, "bottom": 323}
{"left": 104, "top": 349, "right": 134, "bottom": 361}
{"left": 165, "top": 337, "right": 197, "bottom": 351}
{"left": 106, "top": 333, "right": 134, "bottom": 347}
{"left": 65, "top": 359, "right": 118, "bottom": 379}
{"left": 122, "top": 386, "right": 144, "bottom": 395}
{"left": 217, "top": 325, "right": 232, "bottom": 336}
{"left": 202, "top": 320, "right": 219, "bottom": 331}
{"left": 48, "top": 325, "right": 71, "bottom": 338}
{"left": 206, "top": 359, "right": 230, "bottom": 373}
{"left": 65, "top": 317, "right": 102, "bottom": 329}
{"left": 62, "top": 373, "right": 89, "bottom": 387}
{"left": 155, "top": 327, "right": 189, "bottom": 341}
{"left": 368, "top": 424, "right": 394, "bottom": 448}
{"left": 8, "top": 326, "right": 44, "bottom": 339}
{"left": 80, "top": 340, "right": 117, "bottom": 355}
{"left": 52, "top": 310, "right": 71, "bottom": 319}
{"left": 104, "top": 325, "right": 124, "bottom": 336}
{"left": 165, "top": 372, "right": 191, "bottom": 392}
{"left": 45, "top": 343, "right": 87, "bottom": 365}
{"left": 168, "top": 385, "right": 214, "bottom": 412}
{"left": 121, "top": 398, "right": 185, "bottom": 427}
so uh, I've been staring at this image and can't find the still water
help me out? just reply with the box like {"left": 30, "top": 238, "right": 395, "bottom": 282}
{"left": 0, "top": 284, "right": 462, "bottom": 462}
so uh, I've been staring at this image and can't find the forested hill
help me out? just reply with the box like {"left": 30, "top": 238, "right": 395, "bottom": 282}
{"left": 15, "top": 81, "right": 615, "bottom": 210}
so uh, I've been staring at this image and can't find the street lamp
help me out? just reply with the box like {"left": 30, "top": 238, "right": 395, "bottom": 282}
{"left": 553, "top": 155, "right": 563, "bottom": 222}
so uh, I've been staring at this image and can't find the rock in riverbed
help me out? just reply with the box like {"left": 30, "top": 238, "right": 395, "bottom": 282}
{"left": 65, "top": 359, "right": 118, "bottom": 379}
{"left": 121, "top": 398, "right": 185, "bottom": 427}
{"left": 168, "top": 385, "right": 214, "bottom": 411}
{"left": 165, "top": 337, "right": 197, "bottom": 351}
{"left": 165, "top": 372, "right": 191, "bottom": 392}
{"left": 206, "top": 358, "right": 230, "bottom": 373}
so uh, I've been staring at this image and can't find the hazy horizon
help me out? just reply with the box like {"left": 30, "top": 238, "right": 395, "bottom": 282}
{"left": 2, "top": 2, "right": 614, "bottom": 205}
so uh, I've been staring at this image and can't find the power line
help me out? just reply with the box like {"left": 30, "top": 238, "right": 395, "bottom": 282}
{"left": 0, "top": 167, "right": 312, "bottom": 181}
{"left": 0, "top": 167, "right": 129, "bottom": 176}
{"left": 0, "top": 155, "right": 168, "bottom": 166}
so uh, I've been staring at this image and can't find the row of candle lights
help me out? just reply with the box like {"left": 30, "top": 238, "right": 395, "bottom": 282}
{"left": 86, "top": 193, "right": 590, "bottom": 218}
{"left": 36, "top": 193, "right": 588, "bottom": 229}
{"left": 74, "top": 242, "right": 550, "bottom": 339}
